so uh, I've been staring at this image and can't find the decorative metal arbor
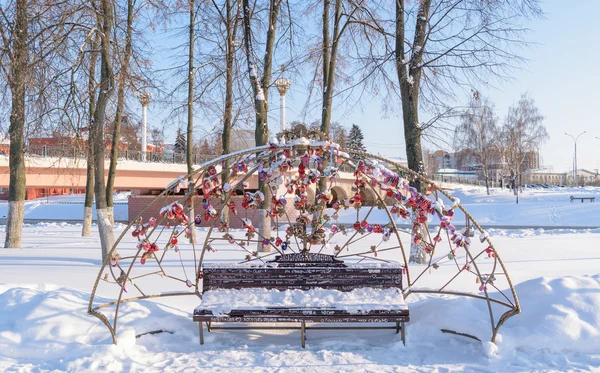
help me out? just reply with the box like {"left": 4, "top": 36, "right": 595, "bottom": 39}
{"left": 88, "top": 126, "right": 520, "bottom": 344}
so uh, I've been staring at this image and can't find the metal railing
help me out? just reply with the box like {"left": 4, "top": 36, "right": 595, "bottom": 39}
{"left": 25, "top": 145, "right": 218, "bottom": 166}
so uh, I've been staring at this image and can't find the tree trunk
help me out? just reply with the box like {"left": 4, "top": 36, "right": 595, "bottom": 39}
{"left": 484, "top": 169, "right": 490, "bottom": 195}
{"left": 82, "top": 125, "right": 95, "bottom": 237}
{"left": 320, "top": 0, "right": 341, "bottom": 138}
{"left": 5, "top": 0, "right": 29, "bottom": 248}
{"left": 220, "top": 0, "right": 237, "bottom": 228}
{"left": 321, "top": 0, "right": 331, "bottom": 136}
{"left": 93, "top": 0, "right": 116, "bottom": 261}
{"left": 82, "top": 18, "right": 101, "bottom": 237}
{"left": 187, "top": 0, "right": 197, "bottom": 244}
{"left": 395, "top": 0, "right": 431, "bottom": 264}
{"left": 242, "top": 0, "right": 281, "bottom": 252}
{"left": 317, "top": 0, "right": 342, "bottom": 207}
{"left": 106, "top": 0, "right": 134, "bottom": 225}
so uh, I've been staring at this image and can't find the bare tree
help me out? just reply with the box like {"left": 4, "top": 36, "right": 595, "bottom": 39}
{"left": 106, "top": 0, "right": 135, "bottom": 223}
{"left": 82, "top": 29, "right": 100, "bottom": 237}
{"left": 330, "top": 121, "right": 347, "bottom": 147}
{"left": 186, "top": 0, "right": 198, "bottom": 243}
{"left": 500, "top": 93, "right": 547, "bottom": 195}
{"left": 391, "top": 0, "right": 542, "bottom": 263}
{"left": 213, "top": 0, "right": 241, "bottom": 228}
{"left": 0, "top": 0, "right": 28, "bottom": 248}
{"left": 241, "top": 0, "right": 283, "bottom": 251}
{"left": 454, "top": 91, "right": 498, "bottom": 195}
{"left": 422, "top": 149, "right": 439, "bottom": 178}
{"left": 0, "top": 0, "right": 78, "bottom": 247}
{"left": 92, "top": 0, "right": 116, "bottom": 261}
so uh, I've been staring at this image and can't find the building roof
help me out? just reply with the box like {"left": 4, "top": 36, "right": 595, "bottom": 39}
{"left": 566, "top": 169, "right": 598, "bottom": 176}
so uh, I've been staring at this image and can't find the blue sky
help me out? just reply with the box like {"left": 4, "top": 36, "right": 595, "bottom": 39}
{"left": 145, "top": 1, "right": 600, "bottom": 173}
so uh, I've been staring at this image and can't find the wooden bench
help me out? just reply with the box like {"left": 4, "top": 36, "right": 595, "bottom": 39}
{"left": 570, "top": 196, "right": 595, "bottom": 203}
{"left": 193, "top": 253, "right": 409, "bottom": 347}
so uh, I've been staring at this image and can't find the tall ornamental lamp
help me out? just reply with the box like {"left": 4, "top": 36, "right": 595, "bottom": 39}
{"left": 274, "top": 65, "right": 292, "bottom": 133}
{"left": 137, "top": 91, "right": 152, "bottom": 162}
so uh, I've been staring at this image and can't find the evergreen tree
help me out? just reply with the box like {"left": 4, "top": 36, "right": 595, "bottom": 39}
{"left": 174, "top": 128, "right": 186, "bottom": 153}
{"left": 348, "top": 124, "right": 366, "bottom": 157}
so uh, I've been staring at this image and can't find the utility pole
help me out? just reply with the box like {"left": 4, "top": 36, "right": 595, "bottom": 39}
{"left": 137, "top": 91, "right": 152, "bottom": 161}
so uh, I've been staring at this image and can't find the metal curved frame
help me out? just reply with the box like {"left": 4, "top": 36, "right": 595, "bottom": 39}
{"left": 88, "top": 142, "right": 520, "bottom": 345}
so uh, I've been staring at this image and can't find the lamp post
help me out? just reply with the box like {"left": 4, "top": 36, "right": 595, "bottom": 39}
{"left": 274, "top": 65, "right": 291, "bottom": 133}
{"left": 565, "top": 131, "right": 586, "bottom": 187}
{"left": 137, "top": 91, "right": 152, "bottom": 161}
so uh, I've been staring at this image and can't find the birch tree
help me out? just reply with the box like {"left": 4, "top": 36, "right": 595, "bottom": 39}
{"left": 0, "top": 0, "right": 77, "bottom": 247}
{"left": 82, "top": 31, "right": 100, "bottom": 236}
{"left": 0, "top": 0, "right": 28, "bottom": 248}
{"left": 454, "top": 91, "right": 498, "bottom": 195}
{"left": 186, "top": 0, "right": 197, "bottom": 243}
{"left": 500, "top": 93, "right": 547, "bottom": 193}
{"left": 92, "top": 0, "right": 116, "bottom": 260}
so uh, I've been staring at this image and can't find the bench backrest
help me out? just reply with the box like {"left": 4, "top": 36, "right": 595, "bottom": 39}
{"left": 201, "top": 266, "right": 403, "bottom": 292}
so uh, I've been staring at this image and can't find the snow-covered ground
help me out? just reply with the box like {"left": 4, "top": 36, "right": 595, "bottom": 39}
{"left": 0, "top": 193, "right": 129, "bottom": 222}
{"left": 332, "top": 185, "right": 600, "bottom": 228}
{"left": 0, "top": 186, "right": 599, "bottom": 372}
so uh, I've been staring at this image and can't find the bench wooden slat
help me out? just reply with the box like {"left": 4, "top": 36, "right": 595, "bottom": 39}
{"left": 202, "top": 267, "right": 403, "bottom": 292}
{"left": 195, "top": 254, "right": 409, "bottom": 347}
{"left": 195, "top": 308, "right": 409, "bottom": 317}
{"left": 194, "top": 315, "right": 409, "bottom": 323}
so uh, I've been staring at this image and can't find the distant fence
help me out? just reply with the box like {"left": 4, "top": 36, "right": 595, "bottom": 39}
{"left": 25, "top": 145, "right": 217, "bottom": 166}
{"left": 431, "top": 175, "right": 498, "bottom": 188}
{"left": 0, "top": 200, "right": 128, "bottom": 205}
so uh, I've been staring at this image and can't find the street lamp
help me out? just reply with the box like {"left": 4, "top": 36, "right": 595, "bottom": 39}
{"left": 273, "top": 65, "right": 292, "bottom": 133}
{"left": 136, "top": 91, "right": 152, "bottom": 162}
{"left": 565, "top": 131, "right": 586, "bottom": 187}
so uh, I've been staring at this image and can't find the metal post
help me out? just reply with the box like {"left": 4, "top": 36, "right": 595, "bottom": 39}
{"left": 199, "top": 322, "right": 204, "bottom": 345}
{"left": 141, "top": 103, "right": 147, "bottom": 161}
{"left": 301, "top": 321, "right": 306, "bottom": 348}
{"left": 401, "top": 321, "right": 406, "bottom": 345}
{"left": 280, "top": 93, "right": 286, "bottom": 132}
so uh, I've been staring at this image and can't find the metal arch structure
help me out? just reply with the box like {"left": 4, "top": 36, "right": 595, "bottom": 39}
{"left": 88, "top": 136, "right": 521, "bottom": 345}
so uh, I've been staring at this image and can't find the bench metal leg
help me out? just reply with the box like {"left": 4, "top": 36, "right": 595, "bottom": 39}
{"left": 207, "top": 321, "right": 212, "bottom": 332}
{"left": 401, "top": 321, "right": 406, "bottom": 346}
{"left": 396, "top": 321, "right": 400, "bottom": 334}
{"left": 301, "top": 321, "right": 306, "bottom": 348}
{"left": 199, "top": 322, "right": 204, "bottom": 345}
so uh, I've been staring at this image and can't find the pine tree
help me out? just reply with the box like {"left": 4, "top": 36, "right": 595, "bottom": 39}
{"left": 174, "top": 128, "right": 186, "bottom": 153}
{"left": 348, "top": 124, "right": 366, "bottom": 157}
